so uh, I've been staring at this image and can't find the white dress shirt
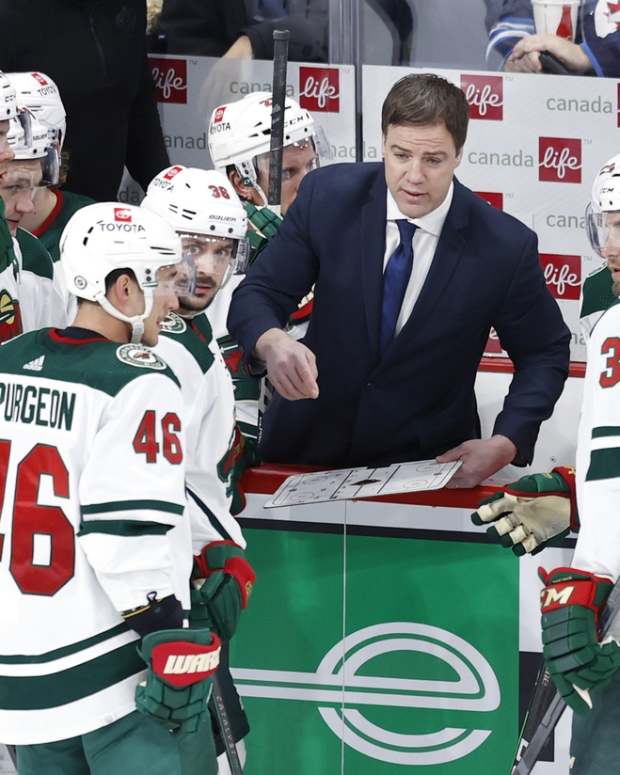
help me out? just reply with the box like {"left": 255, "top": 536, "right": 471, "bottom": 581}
{"left": 384, "top": 182, "right": 454, "bottom": 335}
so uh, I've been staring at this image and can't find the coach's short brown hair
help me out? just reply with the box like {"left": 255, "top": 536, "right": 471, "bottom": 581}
{"left": 381, "top": 73, "right": 469, "bottom": 152}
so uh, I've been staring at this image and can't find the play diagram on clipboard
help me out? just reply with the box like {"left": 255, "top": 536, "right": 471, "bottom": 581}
{"left": 264, "top": 459, "right": 462, "bottom": 508}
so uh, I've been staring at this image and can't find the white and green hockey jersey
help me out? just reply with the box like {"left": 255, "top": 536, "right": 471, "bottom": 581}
{"left": 0, "top": 329, "right": 188, "bottom": 744}
{"left": 0, "top": 233, "right": 68, "bottom": 344}
{"left": 156, "top": 312, "right": 246, "bottom": 552}
{"left": 573, "top": 300, "right": 620, "bottom": 580}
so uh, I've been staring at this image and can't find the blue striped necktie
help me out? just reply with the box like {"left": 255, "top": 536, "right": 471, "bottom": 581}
{"left": 380, "top": 219, "right": 417, "bottom": 354}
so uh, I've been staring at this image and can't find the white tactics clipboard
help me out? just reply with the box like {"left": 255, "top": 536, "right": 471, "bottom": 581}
{"left": 264, "top": 459, "right": 462, "bottom": 508}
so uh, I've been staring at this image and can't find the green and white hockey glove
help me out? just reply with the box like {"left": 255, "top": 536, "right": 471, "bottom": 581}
{"left": 189, "top": 541, "right": 256, "bottom": 641}
{"left": 539, "top": 566, "right": 620, "bottom": 714}
{"left": 471, "top": 467, "right": 577, "bottom": 555}
{"left": 135, "top": 627, "right": 221, "bottom": 735}
{"left": 244, "top": 202, "right": 283, "bottom": 263}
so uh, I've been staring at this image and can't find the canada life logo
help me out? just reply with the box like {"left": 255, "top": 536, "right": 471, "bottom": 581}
{"left": 299, "top": 67, "right": 340, "bottom": 112}
{"left": 114, "top": 207, "right": 132, "bottom": 223}
{"left": 475, "top": 191, "right": 504, "bottom": 210}
{"left": 540, "top": 254, "right": 581, "bottom": 300}
{"left": 538, "top": 137, "right": 582, "bottom": 183}
{"left": 149, "top": 57, "right": 188, "bottom": 104}
{"left": 461, "top": 75, "right": 503, "bottom": 121}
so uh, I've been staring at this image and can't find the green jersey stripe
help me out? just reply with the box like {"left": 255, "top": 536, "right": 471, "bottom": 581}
{"left": 0, "top": 623, "right": 129, "bottom": 665}
{"left": 0, "top": 641, "right": 143, "bottom": 710}
{"left": 586, "top": 447, "right": 620, "bottom": 481}
{"left": 81, "top": 500, "right": 184, "bottom": 516}
{"left": 78, "top": 520, "right": 172, "bottom": 537}
{"left": 592, "top": 426, "right": 620, "bottom": 439}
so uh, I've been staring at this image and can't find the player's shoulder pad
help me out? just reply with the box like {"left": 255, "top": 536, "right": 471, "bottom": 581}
{"left": 159, "top": 311, "right": 188, "bottom": 337}
{"left": 160, "top": 312, "right": 214, "bottom": 374}
{"left": 114, "top": 344, "right": 180, "bottom": 387}
{"left": 15, "top": 228, "right": 54, "bottom": 280}
{"left": 593, "top": 296, "right": 620, "bottom": 334}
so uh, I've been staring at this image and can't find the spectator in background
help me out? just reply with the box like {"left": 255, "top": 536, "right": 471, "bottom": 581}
{"left": 0, "top": 0, "right": 170, "bottom": 202}
{"left": 485, "top": 0, "right": 620, "bottom": 76}
{"left": 152, "top": 0, "right": 328, "bottom": 61}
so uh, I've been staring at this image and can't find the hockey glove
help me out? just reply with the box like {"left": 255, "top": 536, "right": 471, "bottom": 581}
{"left": 135, "top": 627, "right": 221, "bottom": 735}
{"left": 189, "top": 541, "right": 256, "bottom": 641}
{"left": 539, "top": 566, "right": 620, "bottom": 714}
{"left": 471, "top": 467, "right": 577, "bottom": 555}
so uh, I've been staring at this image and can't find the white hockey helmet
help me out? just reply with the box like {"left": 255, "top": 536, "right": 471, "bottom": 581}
{"left": 8, "top": 71, "right": 66, "bottom": 150}
{"left": 586, "top": 153, "right": 620, "bottom": 256}
{"left": 7, "top": 113, "right": 58, "bottom": 187}
{"left": 7, "top": 113, "right": 59, "bottom": 185}
{"left": 60, "top": 202, "right": 183, "bottom": 343}
{"left": 142, "top": 164, "right": 250, "bottom": 280}
{"left": 208, "top": 92, "right": 326, "bottom": 193}
{"left": 0, "top": 70, "right": 32, "bottom": 153}
{"left": 0, "top": 71, "right": 18, "bottom": 121}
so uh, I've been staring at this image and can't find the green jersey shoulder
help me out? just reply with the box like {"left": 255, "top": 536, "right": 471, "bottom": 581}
{"left": 16, "top": 228, "right": 54, "bottom": 280}
{"left": 0, "top": 329, "right": 180, "bottom": 396}
{"left": 160, "top": 312, "right": 214, "bottom": 374}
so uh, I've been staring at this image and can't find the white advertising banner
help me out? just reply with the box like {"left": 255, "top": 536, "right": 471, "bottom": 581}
{"left": 148, "top": 54, "right": 356, "bottom": 173}
{"left": 363, "top": 65, "right": 619, "bottom": 364}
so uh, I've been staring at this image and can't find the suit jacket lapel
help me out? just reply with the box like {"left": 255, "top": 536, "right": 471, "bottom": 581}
{"left": 360, "top": 166, "right": 388, "bottom": 362}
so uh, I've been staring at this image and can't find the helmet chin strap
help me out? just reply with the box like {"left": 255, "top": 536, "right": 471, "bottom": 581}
{"left": 98, "top": 290, "right": 154, "bottom": 344}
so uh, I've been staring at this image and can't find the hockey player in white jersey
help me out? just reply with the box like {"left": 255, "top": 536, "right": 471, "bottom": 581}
{"left": 207, "top": 92, "right": 326, "bottom": 455}
{"left": 0, "top": 102, "right": 67, "bottom": 339}
{"left": 7, "top": 70, "right": 92, "bottom": 325}
{"left": 142, "top": 165, "right": 255, "bottom": 773}
{"left": 0, "top": 202, "right": 221, "bottom": 775}
{"left": 0, "top": 69, "right": 35, "bottom": 343}
{"left": 473, "top": 156, "right": 620, "bottom": 774}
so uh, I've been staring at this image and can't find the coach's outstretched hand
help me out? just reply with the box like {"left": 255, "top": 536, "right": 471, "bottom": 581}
{"left": 255, "top": 328, "right": 319, "bottom": 401}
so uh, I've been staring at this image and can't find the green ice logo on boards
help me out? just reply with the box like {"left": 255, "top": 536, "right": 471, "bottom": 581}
{"left": 232, "top": 622, "right": 500, "bottom": 766}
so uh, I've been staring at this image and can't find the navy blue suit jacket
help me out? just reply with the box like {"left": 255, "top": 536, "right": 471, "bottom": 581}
{"left": 228, "top": 162, "right": 570, "bottom": 467}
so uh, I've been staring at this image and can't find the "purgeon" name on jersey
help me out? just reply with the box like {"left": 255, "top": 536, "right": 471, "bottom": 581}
{"left": 0, "top": 381, "right": 75, "bottom": 430}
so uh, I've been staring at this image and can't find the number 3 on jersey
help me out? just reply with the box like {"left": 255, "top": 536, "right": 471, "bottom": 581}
{"left": 133, "top": 410, "right": 183, "bottom": 464}
{"left": 600, "top": 337, "right": 620, "bottom": 388}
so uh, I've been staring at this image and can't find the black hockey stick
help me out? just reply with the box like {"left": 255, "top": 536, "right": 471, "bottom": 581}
{"left": 211, "top": 673, "right": 243, "bottom": 775}
{"left": 511, "top": 578, "right": 620, "bottom": 774}
{"left": 267, "top": 29, "right": 290, "bottom": 207}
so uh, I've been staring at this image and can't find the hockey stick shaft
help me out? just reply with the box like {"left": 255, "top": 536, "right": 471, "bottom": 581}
{"left": 267, "top": 29, "right": 290, "bottom": 207}
{"left": 211, "top": 673, "right": 244, "bottom": 775}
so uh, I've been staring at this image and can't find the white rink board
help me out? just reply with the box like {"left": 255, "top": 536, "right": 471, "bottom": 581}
{"left": 363, "top": 64, "right": 620, "bottom": 364}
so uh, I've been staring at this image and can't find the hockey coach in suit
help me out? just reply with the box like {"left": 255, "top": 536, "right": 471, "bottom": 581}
{"left": 227, "top": 73, "right": 570, "bottom": 487}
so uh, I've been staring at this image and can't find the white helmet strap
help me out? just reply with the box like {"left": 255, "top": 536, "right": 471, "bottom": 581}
{"left": 97, "top": 288, "right": 154, "bottom": 344}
